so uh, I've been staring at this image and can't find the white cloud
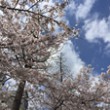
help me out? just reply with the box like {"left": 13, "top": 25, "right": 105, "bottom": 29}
{"left": 83, "top": 15, "right": 110, "bottom": 57}
{"left": 61, "top": 41, "right": 85, "bottom": 76}
{"left": 76, "top": 0, "right": 96, "bottom": 20}
{"left": 65, "top": 0, "right": 96, "bottom": 21}
{"left": 83, "top": 16, "right": 110, "bottom": 42}
{"left": 65, "top": 1, "right": 76, "bottom": 15}
{"left": 48, "top": 41, "right": 85, "bottom": 77}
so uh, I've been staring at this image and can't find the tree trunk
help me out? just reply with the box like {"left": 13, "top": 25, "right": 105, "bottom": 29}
{"left": 12, "top": 80, "right": 26, "bottom": 110}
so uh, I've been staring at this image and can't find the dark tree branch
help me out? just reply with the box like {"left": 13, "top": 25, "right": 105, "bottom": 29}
{"left": 54, "top": 100, "right": 64, "bottom": 110}
{"left": 14, "top": 0, "right": 20, "bottom": 8}
{"left": 0, "top": 5, "right": 62, "bottom": 26}
{"left": 0, "top": 5, "right": 37, "bottom": 14}
{"left": 28, "top": 0, "right": 40, "bottom": 10}
{"left": 12, "top": 80, "right": 26, "bottom": 110}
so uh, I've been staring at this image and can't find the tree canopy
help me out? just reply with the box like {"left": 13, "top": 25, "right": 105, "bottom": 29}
{"left": 0, "top": 0, "right": 110, "bottom": 110}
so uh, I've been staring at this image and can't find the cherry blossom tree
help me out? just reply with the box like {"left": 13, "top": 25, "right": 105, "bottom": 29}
{"left": 0, "top": 0, "right": 78, "bottom": 110}
{"left": 1, "top": 0, "right": 110, "bottom": 110}
{"left": 38, "top": 66, "right": 110, "bottom": 110}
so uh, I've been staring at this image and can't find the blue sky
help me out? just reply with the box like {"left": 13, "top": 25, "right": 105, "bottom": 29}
{"left": 64, "top": 0, "right": 110, "bottom": 74}
{"left": 39, "top": 0, "right": 110, "bottom": 75}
